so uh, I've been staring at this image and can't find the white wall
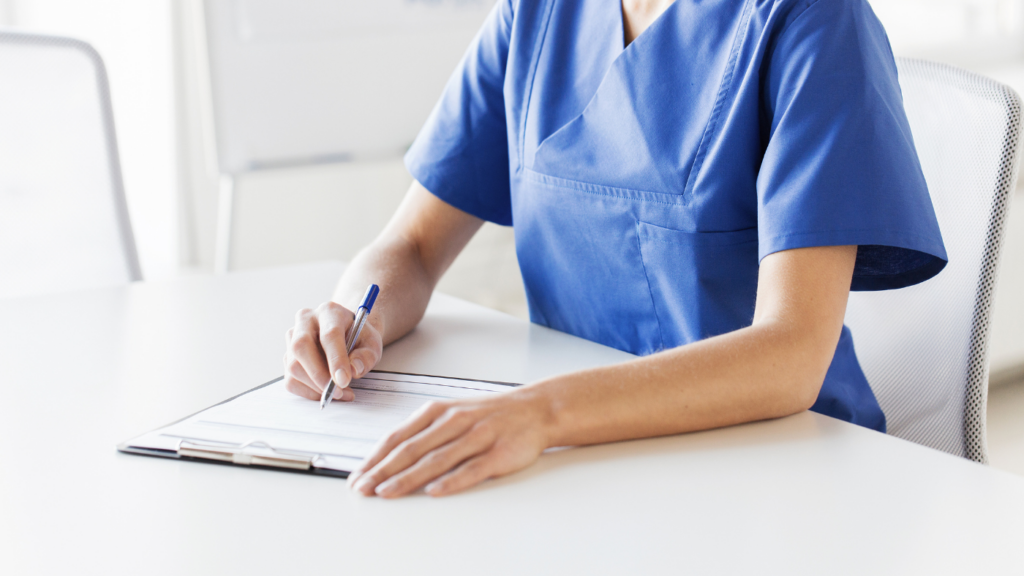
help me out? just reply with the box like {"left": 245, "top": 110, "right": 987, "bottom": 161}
{"left": 225, "top": 161, "right": 528, "bottom": 319}
{"left": 172, "top": 0, "right": 529, "bottom": 317}
{"left": 990, "top": 189, "right": 1024, "bottom": 380}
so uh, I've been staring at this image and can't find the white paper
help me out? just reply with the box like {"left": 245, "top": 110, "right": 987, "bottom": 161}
{"left": 132, "top": 372, "right": 514, "bottom": 472}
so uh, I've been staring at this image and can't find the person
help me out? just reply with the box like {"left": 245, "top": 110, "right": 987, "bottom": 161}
{"left": 283, "top": 0, "right": 947, "bottom": 498}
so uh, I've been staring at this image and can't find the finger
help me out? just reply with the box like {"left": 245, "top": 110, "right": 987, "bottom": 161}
{"left": 283, "top": 346, "right": 321, "bottom": 400}
{"left": 285, "top": 378, "right": 321, "bottom": 401}
{"left": 351, "top": 407, "right": 478, "bottom": 496}
{"left": 284, "top": 352, "right": 316, "bottom": 389}
{"left": 424, "top": 453, "right": 499, "bottom": 497}
{"left": 348, "top": 327, "right": 383, "bottom": 379}
{"left": 347, "top": 401, "right": 449, "bottom": 490}
{"left": 374, "top": 426, "right": 494, "bottom": 498}
{"left": 338, "top": 386, "right": 355, "bottom": 402}
{"left": 290, "top": 309, "right": 331, "bottom": 391}
{"left": 286, "top": 371, "right": 354, "bottom": 403}
{"left": 317, "top": 302, "right": 356, "bottom": 388}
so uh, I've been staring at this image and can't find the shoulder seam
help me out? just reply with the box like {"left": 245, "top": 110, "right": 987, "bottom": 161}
{"left": 774, "top": 0, "right": 828, "bottom": 42}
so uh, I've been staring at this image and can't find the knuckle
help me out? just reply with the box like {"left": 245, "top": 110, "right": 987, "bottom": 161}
{"left": 464, "top": 458, "right": 489, "bottom": 475}
{"left": 445, "top": 408, "right": 472, "bottom": 426}
{"left": 325, "top": 352, "right": 345, "bottom": 368}
{"left": 423, "top": 450, "right": 449, "bottom": 468}
{"left": 295, "top": 308, "right": 313, "bottom": 320}
{"left": 471, "top": 420, "right": 494, "bottom": 438}
{"left": 419, "top": 450, "right": 437, "bottom": 464}
{"left": 292, "top": 332, "right": 317, "bottom": 350}
{"left": 321, "top": 323, "right": 346, "bottom": 341}
{"left": 285, "top": 358, "right": 304, "bottom": 376}
{"left": 395, "top": 440, "right": 420, "bottom": 459}
{"left": 401, "top": 438, "right": 433, "bottom": 461}
{"left": 317, "top": 301, "right": 342, "bottom": 315}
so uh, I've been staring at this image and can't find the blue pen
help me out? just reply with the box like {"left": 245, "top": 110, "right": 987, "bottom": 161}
{"left": 320, "top": 283, "right": 380, "bottom": 409}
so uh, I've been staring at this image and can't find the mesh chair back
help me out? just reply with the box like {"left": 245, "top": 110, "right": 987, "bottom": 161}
{"left": 844, "top": 59, "right": 1023, "bottom": 462}
{"left": 0, "top": 31, "right": 140, "bottom": 299}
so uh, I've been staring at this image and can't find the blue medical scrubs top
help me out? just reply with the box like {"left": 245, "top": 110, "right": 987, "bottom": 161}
{"left": 405, "top": 0, "right": 948, "bottom": 432}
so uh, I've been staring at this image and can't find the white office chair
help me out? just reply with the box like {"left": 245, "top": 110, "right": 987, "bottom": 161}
{"left": 845, "top": 58, "right": 1023, "bottom": 463}
{"left": 0, "top": 30, "right": 141, "bottom": 299}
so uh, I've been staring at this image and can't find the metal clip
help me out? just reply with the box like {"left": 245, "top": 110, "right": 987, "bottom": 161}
{"left": 177, "top": 440, "right": 316, "bottom": 470}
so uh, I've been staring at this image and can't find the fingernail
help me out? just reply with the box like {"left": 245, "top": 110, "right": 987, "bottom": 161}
{"left": 333, "top": 385, "right": 343, "bottom": 400}
{"left": 334, "top": 369, "right": 348, "bottom": 388}
{"left": 425, "top": 483, "right": 440, "bottom": 495}
{"left": 352, "top": 359, "right": 364, "bottom": 378}
{"left": 353, "top": 478, "right": 372, "bottom": 494}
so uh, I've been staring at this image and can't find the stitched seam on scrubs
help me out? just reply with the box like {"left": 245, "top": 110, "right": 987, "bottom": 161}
{"left": 772, "top": 0, "right": 826, "bottom": 47}
{"left": 635, "top": 221, "right": 666, "bottom": 352}
{"left": 762, "top": 0, "right": 831, "bottom": 109}
{"left": 763, "top": 228, "right": 945, "bottom": 245}
{"left": 525, "top": 169, "right": 687, "bottom": 206}
{"left": 516, "top": 0, "right": 557, "bottom": 174}
{"left": 680, "top": 0, "right": 755, "bottom": 203}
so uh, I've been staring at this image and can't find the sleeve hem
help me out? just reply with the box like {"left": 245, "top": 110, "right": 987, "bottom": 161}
{"left": 404, "top": 155, "right": 514, "bottom": 226}
{"left": 758, "top": 228, "right": 948, "bottom": 291}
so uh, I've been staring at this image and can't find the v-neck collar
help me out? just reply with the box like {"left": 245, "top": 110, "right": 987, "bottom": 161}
{"left": 617, "top": 0, "right": 680, "bottom": 52}
{"left": 522, "top": 0, "right": 686, "bottom": 169}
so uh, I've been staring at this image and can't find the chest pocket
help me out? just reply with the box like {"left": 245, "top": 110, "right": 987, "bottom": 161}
{"left": 637, "top": 221, "right": 759, "bottom": 346}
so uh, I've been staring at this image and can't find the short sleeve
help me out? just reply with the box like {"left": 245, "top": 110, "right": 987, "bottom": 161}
{"left": 404, "top": 0, "right": 515, "bottom": 226}
{"left": 757, "top": 0, "right": 948, "bottom": 291}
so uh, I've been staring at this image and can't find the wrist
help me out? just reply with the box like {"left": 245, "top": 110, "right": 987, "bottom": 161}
{"left": 515, "top": 379, "right": 565, "bottom": 449}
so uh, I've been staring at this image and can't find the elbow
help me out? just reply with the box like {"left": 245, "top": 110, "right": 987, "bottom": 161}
{"left": 791, "top": 376, "right": 823, "bottom": 414}
{"left": 786, "top": 338, "right": 836, "bottom": 415}
{"left": 772, "top": 326, "right": 837, "bottom": 417}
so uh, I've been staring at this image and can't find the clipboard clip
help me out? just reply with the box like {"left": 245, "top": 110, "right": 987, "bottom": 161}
{"left": 177, "top": 439, "right": 318, "bottom": 471}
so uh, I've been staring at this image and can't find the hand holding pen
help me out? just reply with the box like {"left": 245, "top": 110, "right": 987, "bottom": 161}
{"left": 321, "top": 284, "right": 379, "bottom": 408}
{"left": 282, "top": 283, "right": 383, "bottom": 405}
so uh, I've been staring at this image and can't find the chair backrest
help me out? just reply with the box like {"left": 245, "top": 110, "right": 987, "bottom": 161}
{"left": 845, "top": 58, "right": 1023, "bottom": 462}
{"left": 0, "top": 31, "right": 141, "bottom": 299}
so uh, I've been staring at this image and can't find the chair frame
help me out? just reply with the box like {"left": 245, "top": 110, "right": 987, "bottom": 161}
{"left": 0, "top": 30, "right": 142, "bottom": 283}
{"left": 895, "top": 58, "right": 1023, "bottom": 462}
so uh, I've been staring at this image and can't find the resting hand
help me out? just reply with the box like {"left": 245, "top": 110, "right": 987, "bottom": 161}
{"left": 283, "top": 301, "right": 384, "bottom": 402}
{"left": 347, "top": 390, "right": 552, "bottom": 498}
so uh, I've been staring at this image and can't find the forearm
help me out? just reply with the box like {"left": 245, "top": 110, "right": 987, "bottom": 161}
{"left": 528, "top": 320, "right": 837, "bottom": 448}
{"left": 332, "top": 180, "right": 484, "bottom": 346}
{"left": 333, "top": 236, "right": 435, "bottom": 346}
{"left": 347, "top": 245, "right": 857, "bottom": 498}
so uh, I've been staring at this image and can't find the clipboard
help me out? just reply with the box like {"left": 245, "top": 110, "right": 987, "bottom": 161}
{"left": 117, "top": 371, "right": 518, "bottom": 479}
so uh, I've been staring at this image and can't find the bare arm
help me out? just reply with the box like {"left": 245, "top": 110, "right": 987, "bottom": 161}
{"left": 347, "top": 243, "right": 857, "bottom": 497}
{"left": 283, "top": 181, "right": 482, "bottom": 402}
{"left": 542, "top": 243, "right": 855, "bottom": 445}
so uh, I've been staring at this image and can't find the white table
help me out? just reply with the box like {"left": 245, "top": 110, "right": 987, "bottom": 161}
{"left": 1, "top": 261, "right": 1022, "bottom": 575}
